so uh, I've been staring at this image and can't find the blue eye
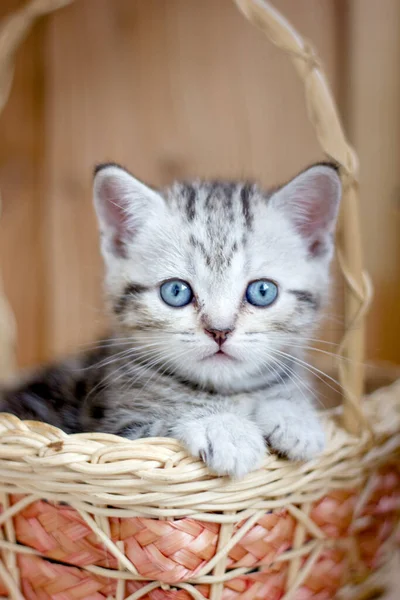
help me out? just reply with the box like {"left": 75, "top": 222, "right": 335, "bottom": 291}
{"left": 246, "top": 280, "right": 278, "bottom": 307}
{"left": 160, "top": 279, "right": 193, "bottom": 307}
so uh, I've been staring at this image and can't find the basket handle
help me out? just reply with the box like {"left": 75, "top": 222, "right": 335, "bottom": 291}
{"left": 233, "top": 0, "right": 373, "bottom": 434}
{"left": 0, "top": 0, "right": 372, "bottom": 433}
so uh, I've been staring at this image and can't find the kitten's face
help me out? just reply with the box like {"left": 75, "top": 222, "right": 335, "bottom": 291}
{"left": 94, "top": 164, "right": 341, "bottom": 392}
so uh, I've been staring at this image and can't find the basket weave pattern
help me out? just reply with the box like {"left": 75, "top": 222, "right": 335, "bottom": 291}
{"left": 0, "top": 385, "right": 399, "bottom": 599}
{"left": 0, "top": 469, "right": 398, "bottom": 599}
{"left": 0, "top": 0, "right": 399, "bottom": 599}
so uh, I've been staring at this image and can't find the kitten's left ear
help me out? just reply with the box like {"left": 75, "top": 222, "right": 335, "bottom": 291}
{"left": 272, "top": 164, "right": 342, "bottom": 257}
{"left": 93, "top": 163, "right": 164, "bottom": 258}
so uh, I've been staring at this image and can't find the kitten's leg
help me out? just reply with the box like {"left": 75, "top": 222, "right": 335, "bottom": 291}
{"left": 255, "top": 382, "right": 325, "bottom": 461}
{"left": 170, "top": 407, "right": 266, "bottom": 479}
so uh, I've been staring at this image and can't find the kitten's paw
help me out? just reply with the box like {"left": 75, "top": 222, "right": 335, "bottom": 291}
{"left": 172, "top": 413, "right": 266, "bottom": 479}
{"left": 262, "top": 412, "right": 325, "bottom": 461}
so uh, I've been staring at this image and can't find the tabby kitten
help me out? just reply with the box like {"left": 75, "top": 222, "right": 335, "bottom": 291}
{"left": 1, "top": 163, "right": 341, "bottom": 478}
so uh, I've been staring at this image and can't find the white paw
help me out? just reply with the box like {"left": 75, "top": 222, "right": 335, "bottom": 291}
{"left": 261, "top": 411, "right": 325, "bottom": 461}
{"left": 171, "top": 413, "right": 266, "bottom": 479}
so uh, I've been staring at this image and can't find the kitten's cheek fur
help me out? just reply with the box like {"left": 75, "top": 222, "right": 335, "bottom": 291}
{"left": 256, "top": 402, "right": 326, "bottom": 461}
{"left": 170, "top": 413, "right": 267, "bottom": 479}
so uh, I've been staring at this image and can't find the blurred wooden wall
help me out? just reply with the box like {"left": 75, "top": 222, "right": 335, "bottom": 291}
{"left": 0, "top": 0, "right": 399, "bottom": 369}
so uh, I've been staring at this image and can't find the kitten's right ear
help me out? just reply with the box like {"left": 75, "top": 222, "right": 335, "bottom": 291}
{"left": 93, "top": 164, "right": 164, "bottom": 258}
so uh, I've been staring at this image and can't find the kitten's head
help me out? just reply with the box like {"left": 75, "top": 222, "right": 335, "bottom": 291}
{"left": 93, "top": 163, "right": 341, "bottom": 392}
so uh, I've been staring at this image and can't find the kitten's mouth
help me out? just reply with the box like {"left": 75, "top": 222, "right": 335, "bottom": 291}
{"left": 203, "top": 349, "right": 235, "bottom": 361}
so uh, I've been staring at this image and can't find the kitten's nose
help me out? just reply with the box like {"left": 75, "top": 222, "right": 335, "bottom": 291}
{"left": 204, "top": 328, "right": 232, "bottom": 346}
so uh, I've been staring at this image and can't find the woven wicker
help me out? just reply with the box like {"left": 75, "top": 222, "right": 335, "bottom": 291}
{"left": 0, "top": 1, "right": 399, "bottom": 599}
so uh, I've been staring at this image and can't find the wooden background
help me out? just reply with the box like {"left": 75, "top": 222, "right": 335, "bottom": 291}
{"left": 0, "top": 0, "right": 399, "bottom": 370}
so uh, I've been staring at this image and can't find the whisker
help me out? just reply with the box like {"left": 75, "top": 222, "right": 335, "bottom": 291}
{"left": 74, "top": 342, "right": 166, "bottom": 373}
{"left": 79, "top": 331, "right": 196, "bottom": 350}
{"left": 82, "top": 341, "right": 178, "bottom": 402}
{"left": 273, "top": 343, "right": 366, "bottom": 367}
{"left": 120, "top": 347, "right": 193, "bottom": 399}
{"left": 270, "top": 349, "right": 342, "bottom": 396}
{"left": 244, "top": 332, "right": 339, "bottom": 347}
{"left": 265, "top": 354, "right": 322, "bottom": 407}
{"left": 132, "top": 348, "right": 193, "bottom": 398}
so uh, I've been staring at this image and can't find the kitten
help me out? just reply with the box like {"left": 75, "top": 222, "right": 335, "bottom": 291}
{"left": 0, "top": 162, "right": 341, "bottom": 478}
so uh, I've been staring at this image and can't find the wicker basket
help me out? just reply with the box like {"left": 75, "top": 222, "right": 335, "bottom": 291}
{"left": 0, "top": 1, "right": 399, "bottom": 599}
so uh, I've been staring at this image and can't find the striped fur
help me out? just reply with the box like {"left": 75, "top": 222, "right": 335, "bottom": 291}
{"left": 1, "top": 163, "right": 341, "bottom": 478}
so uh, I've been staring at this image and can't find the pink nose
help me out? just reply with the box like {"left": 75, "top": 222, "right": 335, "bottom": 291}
{"left": 204, "top": 328, "right": 232, "bottom": 345}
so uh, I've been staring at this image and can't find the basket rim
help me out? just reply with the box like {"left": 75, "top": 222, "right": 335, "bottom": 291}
{"left": 0, "top": 379, "right": 399, "bottom": 519}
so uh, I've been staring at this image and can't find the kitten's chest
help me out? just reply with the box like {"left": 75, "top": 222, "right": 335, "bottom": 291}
{"left": 113, "top": 373, "right": 259, "bottom": 418}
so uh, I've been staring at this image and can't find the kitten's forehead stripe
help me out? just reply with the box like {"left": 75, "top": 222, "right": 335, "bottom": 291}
{"left": 240, "top": 183, "right": 254, "bottom": 230}
{"left": 185, "top": 185, "right": 196, "bottom": 221}
{"left": 169, "top": 181, "right": 256, "bottom": 273}
{"left": 204, "top": 184, "right": 214, "bottom": 211}
{"left": 190, "top": 235, "right": 212, "bottom": 266}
